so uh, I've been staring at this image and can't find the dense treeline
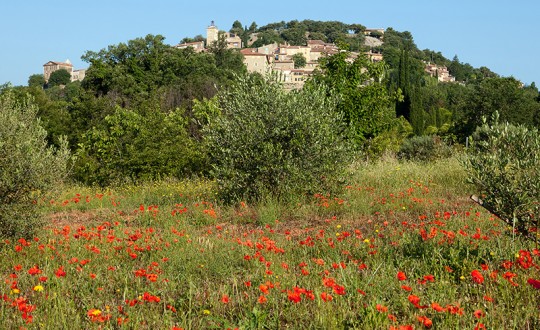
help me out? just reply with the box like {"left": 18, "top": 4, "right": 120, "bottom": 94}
{"left": 3, "top": 20, "right": 540, "bottom": 190}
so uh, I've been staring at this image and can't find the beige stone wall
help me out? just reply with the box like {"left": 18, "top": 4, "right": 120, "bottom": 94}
{"left": 43, "top": 61, "right": 73, "bottom": 82}
{"left": 206, "top": 25, "right": 219, "bottom": 46}
{"left": 243, "top": 54, "right": 270, "bottom": 75}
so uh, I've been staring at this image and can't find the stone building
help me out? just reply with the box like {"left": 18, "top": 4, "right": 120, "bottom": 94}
{"left": 43, "top": 59, "right": 86, "bottom": 83}
{"left": 43, "top": 60, "right": 73, "bottom": 82}
{"left": 206, "top": 21, "right": 242, "bottom": 49}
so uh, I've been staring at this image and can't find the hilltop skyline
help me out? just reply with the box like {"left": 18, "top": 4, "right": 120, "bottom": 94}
{"left": 1, "top": 0, "right": 538, "bottom": 86}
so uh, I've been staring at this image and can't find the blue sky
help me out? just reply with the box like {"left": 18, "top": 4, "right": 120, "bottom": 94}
{"left": 1, "top": 0, "right": 538, "bottom": 86}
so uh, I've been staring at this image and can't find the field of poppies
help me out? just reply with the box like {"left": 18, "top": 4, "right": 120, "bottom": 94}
{"left": 1, "top": 157, "right": 539, "bottom": 329}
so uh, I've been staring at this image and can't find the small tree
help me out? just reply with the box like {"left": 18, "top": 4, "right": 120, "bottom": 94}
{"left": 204, "top": 75, "right": 349, "bottom": 203}
{"left": 465, "top": 115, "right": 540, "bottom": 239}
{"left": 292, "top": 53, "right": 307, "bottom": 69}
{"left": 0, "top": 90, "right": 70, "bottom": 238}
{"left": 28, "top": 74, "right": 46, "bottom": 88}
{"left": 48, "top": 69, "right": 71, "bottom": 87}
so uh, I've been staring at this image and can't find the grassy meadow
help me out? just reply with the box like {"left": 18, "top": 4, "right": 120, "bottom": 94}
{"left": 1, "top": 156, "right": 539, "bottom": 329}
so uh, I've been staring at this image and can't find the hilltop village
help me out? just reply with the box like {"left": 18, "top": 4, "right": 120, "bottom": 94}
{"left": 43, "top": 21, "right": 454, "bottom": 88}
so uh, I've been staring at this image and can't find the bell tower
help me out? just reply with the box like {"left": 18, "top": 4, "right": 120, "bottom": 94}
{"left": 206, "top": 21, "right": 219, "bottom": 47}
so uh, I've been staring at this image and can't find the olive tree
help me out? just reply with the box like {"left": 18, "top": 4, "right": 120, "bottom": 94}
{"left": 204, "top": 75, "right": 349, "bottom": 203}
{"left": 0, "top": 90, "right": 70, "bottom": 238}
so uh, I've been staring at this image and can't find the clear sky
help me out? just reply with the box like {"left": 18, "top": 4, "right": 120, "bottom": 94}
{"left": 1, "top": 0, "right": 538, "bottom": 86}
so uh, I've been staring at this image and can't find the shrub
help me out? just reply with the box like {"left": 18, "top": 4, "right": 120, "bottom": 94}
{"left": 398, "top": 135, "right": 452, "bottom": 162}
{"left": 0, "top": 90, "right": 70, "bottom": 238}
{"left": 74, "top": 106, "right": 205, "bottom": 186}
{"left": 464, "top": 118, "right": 540, "bottom": 239}
{"left": 204, "top": 76, "right": 349, "bottom": 203}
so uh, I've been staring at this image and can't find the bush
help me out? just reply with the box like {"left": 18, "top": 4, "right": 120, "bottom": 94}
{"left": 465, "top": 119, "right": 540, "bottom": 238}
{"left": 398, "top": 135, "right": 452, "bottom": 162}
{"left": 0, "top": 90, "right": 70, "bottom": 238}
{"left": 74, "top": 106, "right": 205, "bottom": 186}
{"left": 204, "top": 76, "right": 349, "bottom": 203}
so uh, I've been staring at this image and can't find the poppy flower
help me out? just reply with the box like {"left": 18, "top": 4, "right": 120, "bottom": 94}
{"left": 416, "top": 315, "right": 432, "bottom": 328}
{"left": 527, "top": 278, "right": 540, "bottom": 289}
{"left": 321, "top": 292, "right": 333, "bottom": 302}
{"left": 55, "top": 266, "right": 66, "bottom": 278}
{"left": 397, "top": 271, "right": 407, "bottom": 281}
{"left": 376, "top": 304, "right": 387, "bottom": 312}
{"left": 471, "top": 269, "right": 484, "bottom": 284}
{"left": 221, "top": 294, "right": 230, "bottom": 304}
{"left": 473, "top": 309, "right": 484, "bottom": 319}
{"left": 257, "top": 295, "right": 267, "bottom": 304}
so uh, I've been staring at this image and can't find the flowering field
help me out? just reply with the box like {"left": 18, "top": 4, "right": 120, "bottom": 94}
{"left": 1, "top": 158, "right": 539, "bottom": 329}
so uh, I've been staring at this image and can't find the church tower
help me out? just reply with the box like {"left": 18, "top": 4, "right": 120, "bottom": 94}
{"left": 206, "top": 21, "right": 219, "bottom": 47}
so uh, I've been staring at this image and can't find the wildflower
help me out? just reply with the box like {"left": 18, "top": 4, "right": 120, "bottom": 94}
{"left": 408, "top": 295, "right": 427, "bottom": 309}
{"left": 397, "top": 271, "right": 407, "bottom": 281}
{"left": 28, "top": 265, "right": 42, "bottom": 276}
{"left": 473, "top": 309, "right": 485, "bottom": 319}
{"left": 332, "top": 285, "right": 346, "bottom": 295}
{"left": 423, "top": 274, "right": 435, "bottom": 283}
{"left": 401, "top": 285, "right": 412, "bottom": 291}
{"left": 221, "top": 294, "right": 230, "bottom": 304}
{"left": 33, "top": 285, "right": 44, "bottom": 292}
{"left": 376, "top": 304, "right": 387, "bottom": 312}
{"left": 527, "top": 278, "right": 540, "bottom": 289}
{"left": 416, "top": 315, "right": 432, "bottom": 328}
{"left": 431, "top": 302, "right": 445, "bottom": 312}
{"left": 257, "top": 295, "right": 267, "bottom": 304}
{"left": 471, "top": 270, "right": 484, "bottom": 284}
{"left": 202, "top": 309, "right": 211, "bottom": 315}
{"left": 321, "top": 292, "right": 333, "bottom": 302}
{"left": 55, "top": 266, "right": 66, "bottom": 278}
{"left": 287, "top": 290, "right": 301, "bottom": 303}
{"left": 259, "top": 284, "right": 270, "bottom": 295}
{"left": 502, "top": 272, "right": 518, "bottom": 286}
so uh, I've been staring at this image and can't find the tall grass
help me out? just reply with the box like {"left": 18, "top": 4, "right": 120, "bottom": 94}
{"left": 1, "top": 155, "right": 538, "bottom": 329}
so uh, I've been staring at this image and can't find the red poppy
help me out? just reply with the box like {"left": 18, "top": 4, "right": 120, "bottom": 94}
{"left": 471, "top": 269, "right": 484, "bottom": 284}
{"left": 221, "top": 294, "right": 230, "bottom": 304}
{"left": 55, "top": 266, "right": 66, "bottom": 278}
{"left": 321, "top": 292, "right": 333, "bottom": 302}
{"left": 527, "top": 278, "right": 540, "bottom": 289}
{"left": 257, "top": 295, "right": 267, "bottom": 304}
{"left": 397, "top": 271, "right": 407, "bottom": 281}
{"left": 473, "top": 309, "right": 484, "bottom": 319}
{"left": 416, "top": 315, "right": 432, "bottom": 328}
{"left": 431, "top": 302, "right": 445, "bottom": 312}
{"left": 376, "top": 304, "right": 388, "bottom": 312}
{"left": 408, "top": 295, "right": 427, "bottom": 309}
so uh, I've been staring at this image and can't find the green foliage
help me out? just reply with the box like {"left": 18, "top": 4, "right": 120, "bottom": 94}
{"left": 47, "top": 69, "right": 71, "bottom": 87}
{"left": 398, "top": 135, "right": 452, "bottom": 162}
{"left": 82, "top": 34, "right": 244, "bottom": 106}
{"left": 465, "top": 117, "right": 540, "bottom": 238}
{"left": 74, "top": 106, "right": 205, "bottom": 186}
{"left": 308, "top": 49, "right": 396, "bottom": 145}
{"left": 204, "top": 75, "right": 349, "bottom": 203}
{"left": 455, "top": 77, "right": 540, "bottom": 138}
{"left": 362, "top": 117, "right": 412, "bottom": 159}
{"left": 0, "top": 90, "right": 70, "bottom": 238}
{"left": 28, "top": 74, "right": 45, "bottom": 88}
{"left": 291, "top": 53, "right": 307, "bottom": 69}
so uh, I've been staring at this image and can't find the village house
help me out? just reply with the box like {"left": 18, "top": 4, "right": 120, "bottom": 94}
{"left": 206, "top": 21, "right": 242, "bottom": 49}
{"left": 174, "top": 40, "right": 205, "bottom": 52}
{"left": 424, "top": 62, "right": 456, "bottom": 83}
{"left": 43, "top": 59, "right": 86, "bottom": 83}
